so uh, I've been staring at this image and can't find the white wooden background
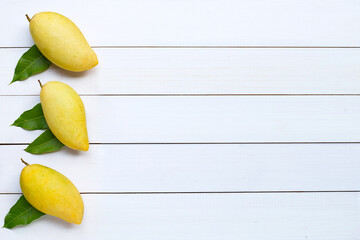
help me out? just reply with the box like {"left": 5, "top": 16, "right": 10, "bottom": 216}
{"left": 1, "top": 0, "right": 360, "bottom": 239}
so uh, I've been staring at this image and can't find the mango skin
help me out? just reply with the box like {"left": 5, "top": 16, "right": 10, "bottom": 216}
{"left": 29, "top": 12, "right": 98, "bottom": 72}
{"left": 40, "top": 81, "right": 89, "bottom": 151}
{"left": 20, "top": 164, "right": 84, "bottom": 224}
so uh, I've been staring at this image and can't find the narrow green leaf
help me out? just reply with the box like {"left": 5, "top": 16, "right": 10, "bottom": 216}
{"left": 12, "top": 103, "right": 48, "bottom": 130}
{"left": 11, "top": 45, "right": 51, "bottom": 84}
{"left": 25, "top": 129, "right": 64, "bottom": 154}
{"left": 3, "top": 195, "right": 45, "bottom": 229}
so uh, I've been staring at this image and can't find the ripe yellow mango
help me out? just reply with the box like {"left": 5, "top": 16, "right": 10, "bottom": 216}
{"left": 28, "top": 12, "right": 98, "bottom": 72}
{"left": 20, "top": 161, "right": 84, "bottom": 224}
{"left": 40, "top": 81, "right": 89, "bottom": 151}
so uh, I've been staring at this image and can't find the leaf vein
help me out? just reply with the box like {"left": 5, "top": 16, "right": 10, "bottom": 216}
{"left": 15, "top": 116, "right": 45, "bottom": 124}
{"left": 4, "top": 206, "right": 38, "bottom": 227}
{"left": 14, "top": 54, "right": 46, "bottom": 82}
{"left": 27, "top": 138, "right": 63, "bottom": 151}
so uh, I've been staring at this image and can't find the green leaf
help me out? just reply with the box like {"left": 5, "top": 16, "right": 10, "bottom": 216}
{"left": 11, "top": 45, "right": 51, "bottom": 84}
{"left": 12, "top": 103, "right": 48, "bottom": 130}
{"left": 3, "top": 195, "right": 45, "bottom": 229}
{"left": 25, "top": 129, "right": 64, "bottom": 154}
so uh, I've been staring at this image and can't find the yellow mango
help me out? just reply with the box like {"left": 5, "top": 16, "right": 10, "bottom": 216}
{"left": 28, "top": 12, "right": 98, "bottom": 72}
{"left": 20, "top": 160, "right": 84, "bottom": 224}
{"left": 40, "top": 81, "right": 89, "bottom": 151}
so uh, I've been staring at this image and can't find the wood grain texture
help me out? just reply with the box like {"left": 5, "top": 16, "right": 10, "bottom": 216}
{"left": 1, "top": 144, "right": 360, "bottom": 193}
{"left": 0, "top": 193, "right": 358, "bottom": 239}
{"left": 1, "top": 0, "right": 360, "bottom": 47}
{"left": 1, "top": 0, "right": 359, "bottom": 238}
{"left": 3, "top": 48, "right": 360, "bottom": 95}
{"left": 1, "top": 96, "right": 359, "bottom": 143}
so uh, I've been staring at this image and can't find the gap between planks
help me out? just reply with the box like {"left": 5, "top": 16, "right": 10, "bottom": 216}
{"left": 2, "top": 142, "right": 360, "bottom": 145}
{"left": 2, "top": 94, "right": 360, "bottom": 97}
{"left": 2, "top": 46, "right": 360, "bottom": 49}
{"left": 2, "top": 190, "right": 360, "bottom": 195}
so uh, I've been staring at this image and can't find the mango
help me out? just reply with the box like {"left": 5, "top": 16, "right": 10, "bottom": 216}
{"left": 40, "top": 81, "right": 89, "bottom": 151}
{"left": 27, "top": 12, "right": 98, "bottom": 72}
{"left": 20, "top": 160, "right": 84, "bottom": 224}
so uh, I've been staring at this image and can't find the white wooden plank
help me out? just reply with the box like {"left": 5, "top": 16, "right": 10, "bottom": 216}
{"left": 1, "top": 144, "right": 360, "bottom": 193}
{"left": 1, "top": 0, "right": 360, "bottom": 47}
{"left": 3, "top": 48, "right": 360, "bottom": 95}
{"left": 0, "top": 193, "right": 358, "bottom": 239}
{"left": 1, "top": 96, "right": 359, "bottom": 143}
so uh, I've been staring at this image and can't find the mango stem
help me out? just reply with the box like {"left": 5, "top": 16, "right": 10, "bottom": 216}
{"left": 21, "top": 158, "right": 29, "bottom": 166}
{"left": 25, "top": 14, "right": 31, "bottom": 22}
{"left": 38, "top": 80, "right": 43, "bottom": 88}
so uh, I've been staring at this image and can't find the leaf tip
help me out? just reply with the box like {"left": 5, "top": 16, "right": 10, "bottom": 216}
{"left": 2, "top": 222, "right": 12, "bottom": 229}
{"left": 10, "top": 73, "right": 19, "bottom": 85}
{"left": 11, "top": 44, "right": 51, "bottom": 84}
